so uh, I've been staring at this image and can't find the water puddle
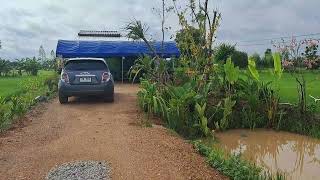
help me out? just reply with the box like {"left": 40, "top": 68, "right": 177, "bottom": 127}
{"left": 212, "top": 129, "right": 320, "bottom": 180}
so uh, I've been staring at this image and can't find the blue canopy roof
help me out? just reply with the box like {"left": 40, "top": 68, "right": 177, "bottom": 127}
{"left": 56, "top": 40, "right": 180, "bottom": 58}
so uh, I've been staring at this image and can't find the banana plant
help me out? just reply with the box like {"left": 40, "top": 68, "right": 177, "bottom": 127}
{"left": 219, "top": 97, "right": 236, "bottom": 131}
{"left": 272, "top": 52, "right": 283, "bottom": 80}
{"left": 248, "top": 56, "right": 260, "bottom": 81}
{"left": 224, "top": 57, "right": 240, "bottom": 85}
{"left": 224, "top": 57, "right": 240, "bottom": 94}
{"left": 195, "top": 103, "right": 210, "bottom": 136}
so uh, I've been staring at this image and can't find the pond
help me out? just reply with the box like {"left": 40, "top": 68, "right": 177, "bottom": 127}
{"left": 212, "top": 129, "right": 320, "bottom": 180}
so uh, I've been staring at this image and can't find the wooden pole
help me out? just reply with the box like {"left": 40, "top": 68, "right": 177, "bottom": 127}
{"left": 122, "top": 57, "right": 125, "bottom": 84}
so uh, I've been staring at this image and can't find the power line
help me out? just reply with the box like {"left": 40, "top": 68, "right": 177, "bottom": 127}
{"left": 237, "top": 43, "right": 273, "bottom": 47}
{"left": 237, "top": 32, "right": 320, "bottom": 43}
{"left": 236, "top": 34, "right": 320, "bottom": 47}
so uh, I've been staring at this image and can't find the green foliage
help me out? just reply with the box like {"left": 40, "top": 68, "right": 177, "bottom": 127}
{"left": 231, "top": 50, "right": 248, "bottom": 68}
{"left": 248, "top": 57, "right": 260, "bottom": 81}
{"left": 214, "top": 45, "right": 248, "bottom": 68}
{"left": 195, "top": 103, "right": 210, "bottom": 136}
{"left": 125, "top": 20, "right": 147, "bottom": 40}
{"left": 129, "top": 56, "right": 154, "bottom": 82}
{"left": 175, "top": 26, "right": 204, "bottom": 55}
{"left": 165, "top": 82, "right": 200, "bottom": 137}
{"left": 193, "top": 141, "right": 286, "bottom": 180}
{"left": 0, "top": 56, "right": 56, "bottom": 78}
{"left": 272, "top": 52, "right": 283, "bottom": 80}
{"left": 130, "top": 1, "right": 317, "bottom": 178}
{"left": 10, "top": 96, "right": 27, "bottom": 117}
{"left": 251, "top": 53, "right": 262, "bottom": 63}
{"left": 0, "top": 72, "right": 58, "bottom": 131}
{"left": 224, "top": 58, "right": 240, "bottom": 85}
{"left": 24, "top": 57, "right": 41, "bottom": 76}
{"left": 214, "top": 43, "right": 236, "bottom": 63}
{"left": 217, "top": 97, "right": 236, "bottom": 131}
{"left": 0, "top": 101, "right": 8, "bottom": 129}
{"left": 105, "top": 58, "right": 122, "bottom": 80}
{"left": 125, "top": 20, "right": 157, "bottom": 56}
{"left": 264, "top": 49, "right": 274, "bottom": 67}
{"left": 193, "top": 141, "right": 287, "bottom": 180}
{"left": 260, "top": 82, "right": 281, "bottom": 128}
{"left": 44, "top": 75, "right": 59, "bottom": 92}
{"left": 137, "top": 80, "right": 167, "bottom": 126}
{"left": 0, "top": 59, "right": 12, "bottom": 76}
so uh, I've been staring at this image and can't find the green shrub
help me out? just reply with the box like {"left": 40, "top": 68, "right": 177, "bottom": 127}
{"left": 24, "top": 57, "right": 41, "bottom": 76}
{"left": 10, "top": 96, "right": 27, "bottom": 118}
{"left": 231, "top": 51, "right": 248, "bottom": 68}
{"left": 0, "top": 103, "right": 7, "bottom": 129}
{"left": 44, "top": 75, "right": 59, "bottom": 92}
{"left": 214, "top": 43, "right": 236, "bottom": 63}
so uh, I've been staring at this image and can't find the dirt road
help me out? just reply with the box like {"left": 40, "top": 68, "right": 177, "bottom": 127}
{"left": 0, "top": 84, "right": 224, "bottom": 180}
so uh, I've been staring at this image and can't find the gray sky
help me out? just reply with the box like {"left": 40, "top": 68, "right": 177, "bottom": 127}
{"left": 0, "top": 0, "right": 319, "bottom": 59}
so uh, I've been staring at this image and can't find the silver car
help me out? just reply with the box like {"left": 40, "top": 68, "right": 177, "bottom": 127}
{"left": 58, "top": 58, "right": 114, "bottom": 104}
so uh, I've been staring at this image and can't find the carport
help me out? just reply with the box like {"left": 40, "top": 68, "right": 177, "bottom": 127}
{"left": 56, "top": 40, "right": 180, "bottom": 82}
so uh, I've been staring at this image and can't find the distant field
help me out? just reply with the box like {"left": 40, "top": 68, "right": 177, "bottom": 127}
{"left": 0, "top": 70, "right": 319, "bottom": 104}
{"left": 0, "top": 71, "right": 55, "bottom": 98}
{"left": 259, "top": 70, "right": 320, "bottom": 104}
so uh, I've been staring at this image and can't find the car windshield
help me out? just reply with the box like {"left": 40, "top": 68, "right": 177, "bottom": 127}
{"left": 65, "top": 60, "right": 108, "bottom": 71}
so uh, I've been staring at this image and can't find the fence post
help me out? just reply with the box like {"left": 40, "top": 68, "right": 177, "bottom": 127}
{"left": 122, "top": 57, "right": 125, "bottom": 84}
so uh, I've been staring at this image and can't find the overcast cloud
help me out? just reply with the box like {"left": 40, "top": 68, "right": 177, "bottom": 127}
{"left": 0, "top": 0, "right": 319, "bottom": 59}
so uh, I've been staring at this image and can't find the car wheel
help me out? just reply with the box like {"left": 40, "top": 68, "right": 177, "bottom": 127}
{"left": 59, "top": 94, "right": 68, "bottom": 104}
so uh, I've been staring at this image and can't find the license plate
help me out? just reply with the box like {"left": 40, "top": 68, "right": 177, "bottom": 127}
{"left": 79, "top": 77, "right": 92, "bottom": 82}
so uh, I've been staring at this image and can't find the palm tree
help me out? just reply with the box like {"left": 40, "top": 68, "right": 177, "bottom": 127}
{"left": 125, "top": 20, "right": 158, "bottom": 57}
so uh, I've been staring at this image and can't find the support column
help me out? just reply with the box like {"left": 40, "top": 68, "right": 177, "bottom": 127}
{"left": 121, "top": 57, "right": 125, "bottom": 84}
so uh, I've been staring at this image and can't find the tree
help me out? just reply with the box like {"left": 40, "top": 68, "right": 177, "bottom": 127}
{"left": 302, "top": 39, "right": 319, "bottom": 69}
{"left": 251, "top": 53, "right": 261, "bottom": 62}
{"left": 24, "top": 57, "right": 40, "bottom": 76}
{"left": 175, "top": 26, "right": 203, "bottom": 56}
{"left": 0, "top": 59, "right": 11, "bottom": 76}
{"left": 214, "top": 43, "right": 236, "bottom": 63}
{"left": 39, "top": 45, "right": 46, "bottom": 62}
{"left": 251, "top": 53, "right": 263, "bottom": 67}
{"left": 273, "top": 38, "right": 309, "bottom": 117}
{"left": 125, "top": 20, "right": 157, "bottom": 57}
{"left": 152, "top": 0, "right": 173, "bottom": 56}
{"left": 16, "top": 59, "right": 25, "bottom": 76}
{"left": 264, "top": 48, "right": 274, "bottom": 67}
{"left": 231, "top": 51, "right": 248, "bottom": 68}
{"left": 40, "top": 50, "right": 56, "bottom": 70}
{"left": 50, "top": 50, "right": 55, "bottom": 59}
{"left": 171, "top": 0, "right": 221, "bottom": 79}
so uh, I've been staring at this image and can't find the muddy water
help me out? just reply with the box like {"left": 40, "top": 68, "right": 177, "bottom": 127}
{"left": 214, "top": 129, "right": 320, "bottom": 180}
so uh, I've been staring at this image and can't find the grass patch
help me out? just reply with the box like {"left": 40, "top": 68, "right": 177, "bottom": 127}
{"left": 259, "top": 70, "right": 320, "bottom": 104}
{"left": 0, "top": 71, "right": 58, "bottom": 131}
{"left": 0, "top": 71, "right": 55, "bottom": 98}
{"left": 193, "top": 140, "right": 286, "bottom": 180}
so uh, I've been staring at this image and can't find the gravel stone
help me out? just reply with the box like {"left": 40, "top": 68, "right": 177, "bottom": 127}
{"left": 46, "top": 161, "right": 111, "bottom": 180}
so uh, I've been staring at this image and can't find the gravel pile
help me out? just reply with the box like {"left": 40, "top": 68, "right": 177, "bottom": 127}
{"left": 46, "top": 161, "right": 111, "bottom": 180}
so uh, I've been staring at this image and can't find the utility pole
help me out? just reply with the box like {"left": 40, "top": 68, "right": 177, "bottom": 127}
{"left": 0, "top": 40, "right": 2, "bottom": 49}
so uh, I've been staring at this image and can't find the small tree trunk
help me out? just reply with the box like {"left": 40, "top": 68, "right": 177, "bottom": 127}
{"left": 161, "top": 0, "right": 165, "bottom": 57}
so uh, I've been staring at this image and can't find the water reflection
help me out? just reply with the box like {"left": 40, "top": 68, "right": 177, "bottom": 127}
{"left": 213, "top": 129, "right": 320, "bottom": 180}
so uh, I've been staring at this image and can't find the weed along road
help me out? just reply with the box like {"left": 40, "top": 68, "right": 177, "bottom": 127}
{"left": 0, "top": 84, "right": 225, "bottom": 180}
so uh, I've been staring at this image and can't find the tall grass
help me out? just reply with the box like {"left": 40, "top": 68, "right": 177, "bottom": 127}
{"left": 0, "top": 71, "right": 58, "bottom": 131}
